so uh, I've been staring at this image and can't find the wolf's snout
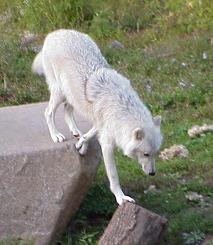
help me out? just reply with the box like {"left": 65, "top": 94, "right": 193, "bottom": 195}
{"left": 149, "top": 172, "right": 155, "bottom": 176}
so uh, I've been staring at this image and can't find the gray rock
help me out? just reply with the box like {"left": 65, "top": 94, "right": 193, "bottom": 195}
{"left": 188, "top": 124, "right": 213, "bottom": 138}
{"left": 20, "top": 31, "right": 37, "bottom": 46}
{"left": 0, "top": 102, "right": 101, "bottom": 245}
{"left": 202, "top": 52, "right": 208, "bottom": 60}
{"left": 201, "top": 235, "right": 213, "bottom": 245}
{"left": 159, "top": 144, "right": 189, "bottom": 161}
{"left": 0, "top": 10, "right": 12, "bottom": 23}
{"left": 29, "top": 45, "right": 43, "bottom": 53}
{"left": 110, "top": 40, "right": 125, "bottom": 49}
{"left": 185, "top": 191, "right": 204, "bottom": 202}
{"left": 20, "top": 31, "right": 39, "bottom": 52}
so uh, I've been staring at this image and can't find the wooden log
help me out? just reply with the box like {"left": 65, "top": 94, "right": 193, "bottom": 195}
{"left": 99, "top": 202, "right": 168, "bottom": 245}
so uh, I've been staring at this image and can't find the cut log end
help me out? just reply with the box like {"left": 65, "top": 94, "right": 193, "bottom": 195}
{"left": 99, "top": 202, "right": 168, "bottom": 245}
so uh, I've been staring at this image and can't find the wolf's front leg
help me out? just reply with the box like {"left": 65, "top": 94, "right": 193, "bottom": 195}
{"left": 101, "top": 141, "right": 135, "bottom": 205}
{"left": 75, "top": 127, "right": 97, "bottom": 155}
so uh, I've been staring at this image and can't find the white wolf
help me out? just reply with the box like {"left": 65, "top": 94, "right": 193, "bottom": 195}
{"left": 32, "top": 29, "right": 163, "bottom": 205}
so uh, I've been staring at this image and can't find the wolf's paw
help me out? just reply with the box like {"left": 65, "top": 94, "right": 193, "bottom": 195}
{"left": 75, "top": 138, "right": 88, "bottom": 156}
{"left": 116, "top": 195, "right": 135, "bottom": 206}
{"left": 78, "top": 142, "right": 88, "bottom": 155}
{"left": 51, "top": 133, "right": 66, "bottom": 143}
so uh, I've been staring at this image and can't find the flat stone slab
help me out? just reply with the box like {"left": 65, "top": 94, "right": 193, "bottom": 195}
{"left": 0, "top": 102, "right": 91, "bottom": 155}
{"left": 0, "top": 102, "right": 101, "bottom": 245}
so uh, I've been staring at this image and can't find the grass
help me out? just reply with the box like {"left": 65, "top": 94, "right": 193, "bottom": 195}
{"left": 0, "top": 0, "right": 213, "bottom": 244}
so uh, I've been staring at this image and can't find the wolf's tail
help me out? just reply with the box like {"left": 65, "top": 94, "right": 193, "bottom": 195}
{"left": 32, "top": 51, "right": 44, "bottom": 76}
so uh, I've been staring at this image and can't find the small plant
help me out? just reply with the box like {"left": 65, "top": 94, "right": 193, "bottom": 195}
{"left": 183, "top": 231, "right": 205, "bottom": 245}
{"left": 79, "top": 231, "right": 99, "bottom": 245}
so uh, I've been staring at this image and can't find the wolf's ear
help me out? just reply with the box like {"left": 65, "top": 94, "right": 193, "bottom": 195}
{"left": 133, "top": 128, "right": 144, "bottom": 141}
{"left": 153, "top": 115, "right": 161, "bottom": 127}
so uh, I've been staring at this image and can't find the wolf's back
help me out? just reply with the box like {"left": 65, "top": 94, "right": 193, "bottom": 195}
{"left": 32, "top": 51, "right": 44, "bottom": 76}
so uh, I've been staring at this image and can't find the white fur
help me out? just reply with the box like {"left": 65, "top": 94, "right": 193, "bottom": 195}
{"left": 32, "top": 29, "right": 163, "bottom": 205}
{"left": 32, "top": 51, "right": 44, "bottom": 76}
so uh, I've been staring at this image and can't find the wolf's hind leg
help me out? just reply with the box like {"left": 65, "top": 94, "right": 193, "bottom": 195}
{"left": 75, "top": 127, "right": 97, "bottom": 155}
{"left": 64, "top": 103, "right": 82, "bottom": 137}
{"left": 45, "top": 86, "right": 65, "bottom": 143}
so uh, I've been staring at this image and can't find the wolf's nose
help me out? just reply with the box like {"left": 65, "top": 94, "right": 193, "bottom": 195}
{"left": 149, "top": 172, "right": 155, "bottom": 176}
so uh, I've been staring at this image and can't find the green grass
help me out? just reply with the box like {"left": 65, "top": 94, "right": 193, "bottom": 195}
{"left": 0, "top": 0, "right": 213, "bottom": 244}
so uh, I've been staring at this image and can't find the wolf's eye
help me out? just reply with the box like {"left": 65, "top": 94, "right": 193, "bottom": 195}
{"left": 144, "top": 153, "right": 150, "bottom": 157}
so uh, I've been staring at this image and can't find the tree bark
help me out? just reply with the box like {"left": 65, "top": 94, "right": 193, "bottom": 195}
{"left": 99, "top": 202, "right": 168, "bottom": 245}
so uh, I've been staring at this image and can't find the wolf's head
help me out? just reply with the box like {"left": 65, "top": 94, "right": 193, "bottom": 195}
{"left": 123, "top": 116, "right": 163, "bottom": 176}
